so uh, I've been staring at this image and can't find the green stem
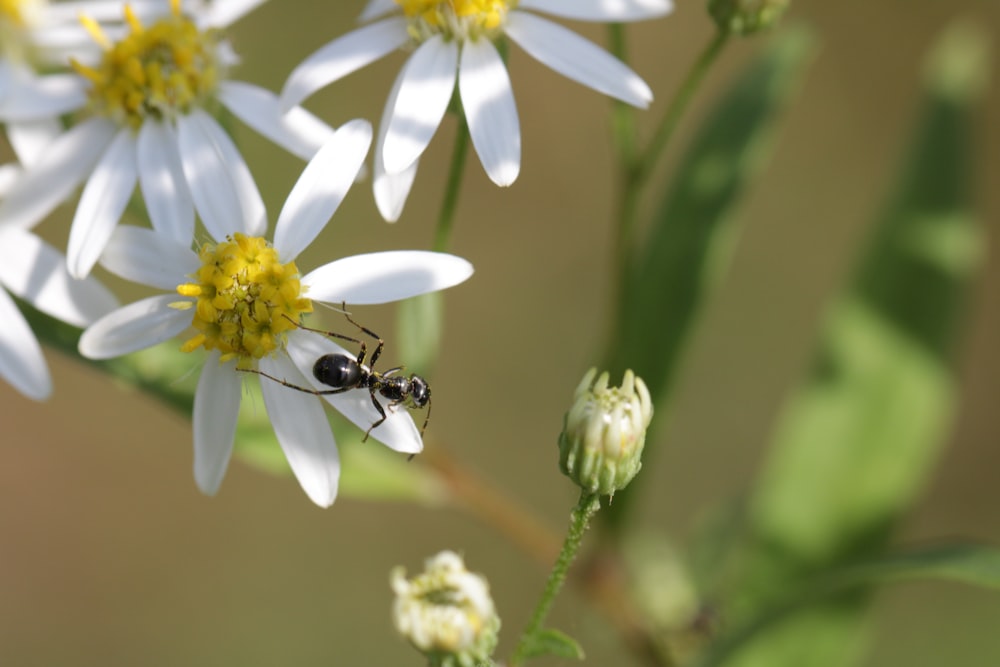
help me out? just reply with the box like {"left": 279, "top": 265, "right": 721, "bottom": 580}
{"left": 510, "top": 492, "right": 602, "bottom": 666}
{"left": 432, "top": 113, "right": 470, "bottom": 253}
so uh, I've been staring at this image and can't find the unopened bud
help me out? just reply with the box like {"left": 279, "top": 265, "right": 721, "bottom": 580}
{"left": 709, "top": 0, "right": 789, "bottom": 36}
{"left": 559, "top": 368, "right": 653, "bottom": 497}
{"left": 391, "top": 551, "right": 500, "bottom": 667}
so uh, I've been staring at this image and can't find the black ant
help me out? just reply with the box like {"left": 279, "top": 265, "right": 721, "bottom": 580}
{"left": 241, "top": 305, "right": 431, "bottom": 443}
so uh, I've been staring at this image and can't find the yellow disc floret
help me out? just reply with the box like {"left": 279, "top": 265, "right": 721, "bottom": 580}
{"left": 0, "top": 0, "right": 27, "bottom": 26}
{"left": 396, "top": 0, "right": 513, "bottom": 42}
{"left": 0, "top": 0, "right": 41, "bottom": 62}
{"left": 175, "top": 234, "right": 313, "bottom": 363}
{"left": 72, "top": 0, "right": 220, "bottom": 129}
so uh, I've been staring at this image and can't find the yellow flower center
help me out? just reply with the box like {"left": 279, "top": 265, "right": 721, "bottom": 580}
{"left": 395, "top": 0, "right": 513, "bottom": 42}
{"left": 174, "top": 234, "right": 313, "bottom": 363}
{"left": 0, "top": 0, "right": 26, "bottom": 26}
{"left": 71, "top": 0, "right": 221, "bottom": 129}
{"left": 0, "top": 0, "right": 39, "bottom": 62}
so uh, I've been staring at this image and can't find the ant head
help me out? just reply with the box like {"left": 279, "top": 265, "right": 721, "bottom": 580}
{"left": 409, "top": 375, "right": 431, "bottom": 408}
{"left": 314, "top": 354, "right": 362, "bottom": 389}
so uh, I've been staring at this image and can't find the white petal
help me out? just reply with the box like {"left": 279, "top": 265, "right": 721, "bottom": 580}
{"left": 0, "top": 287, "right": 50, "bottom": 401}
{"left": 506, "top": 12, "right": 654, "bottom": 108}
{"left": 359, "top": 0, "right": 398, "bottom": 22}
{"left": 137, "top": 119, "right": 195, "bottom": 244}
{"left": 176, "top": 110, "right": 266, "bottom": 240}
{"left": 0, "top": 73, "right": 87, "bottom": 121}
{"left": 518, "top": 0, "right": 672, "bottom": 22}
{"left": 6, "top": 118, "right": 62, "bottom": 167}
{"left": 0, "top": 227, "right": 117, "bottom": 327}
{"left": 459, "top": 40, "right": 521, "bottom": 186}
{"left": 78, "top": 294, "right": 190, "bottom": 359}
{"left": 281, "top": 17, "right": 409, "bottom": 110}
{"left": 218, "top": 81, "right": 336, "bottom": 161}
{"left": 0, "top": 117, "right": 116, "bottom": 230}
{"left": 302, "top": 251, "right": 474, "bottom": 305}
{"left": 67, "top": 128, "right": 138, "bottom": 279}
{"left": 373, "top": 65, "right": 419, "bottom": 222}
{"left": 193, "top": 351, "right": 241, "bottom": 496}
{"left": 274, "top": 119, "right": 372, "bottom": 260}
{"left": 259, "top": 354, "right": 340, "bottom": 507}
{"left": 286, "top": 330, "right": 422, "bottom": 454}
{"left": 0, "top": 164, "right": 18, "bottom": 197}
{"left": 99, "top": 225, "right": 198, "bottom": 290}
{"left": 197, "top": 0, "right": 266, "bottom": 29}
{"left": 45, "top": 0, "right": 162, "bottom": 23}
{"left": 383, "top": 36, "right": 458, "bottom": 174}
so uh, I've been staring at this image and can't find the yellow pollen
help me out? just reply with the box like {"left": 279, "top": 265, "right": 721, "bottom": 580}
{"left": 0, "top": 0, "right": 26, "bottom": 26}
{"left": 396, "top": 0, "right": 512, "bottom": 41}
{"left": 0, "top": 0, "right": 42, "bottom": 62}
{"left": 176, "top": 233, "right": 313, "bottom": 362}
{"left": 71, "top": 1, "right": 222, "bottom": 129}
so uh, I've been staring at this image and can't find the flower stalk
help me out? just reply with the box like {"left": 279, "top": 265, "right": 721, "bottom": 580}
{"left": 510, "top": 491, "right": 602, "bottom": 667}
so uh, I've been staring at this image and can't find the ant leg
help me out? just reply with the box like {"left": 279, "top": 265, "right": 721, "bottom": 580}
{"left": 419, "top": 398, "right": 432, "bottom": 438}
{"left": 238, "top": 367, "right": 352, "bottom": 396}
{"left": 281, "top": 313, "right": 368, "bottom": 365}
{"left": 340, "top": 302, "right": 385, "bottom": 370}
{"left": 405, "top": 399, "right": 432, "bottom": 462}
{"left": 362, "top": 388, "right": 388, "bottom": 443}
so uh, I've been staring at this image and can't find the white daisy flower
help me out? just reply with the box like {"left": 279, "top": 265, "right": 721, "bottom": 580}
{"left": 78, "top": 120, "right": 475, "bottom": 507}
{"left": 281, "top": 0, "right": 673, "bottom": 222}
{"left": 0, "top": 0, "right": 336, "bottom": 279}
{"left": 0, "top": 164, "right": 118, "bottom": 401}
{"left": 0, "top": 0, "right": 137, "bottom": 165}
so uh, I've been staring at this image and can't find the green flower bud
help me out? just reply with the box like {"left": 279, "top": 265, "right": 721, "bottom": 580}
{"left": 559, "top": 368, "right": 653, "bottom": 497}
{"left": 708, "top": 0, "right": 789, "bottom": 36}
{"left": 391, "top": 551, "right": 500, "bottom": 667}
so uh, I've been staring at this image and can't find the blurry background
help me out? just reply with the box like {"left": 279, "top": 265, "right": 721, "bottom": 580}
{"left": 1, "top": 0, "right": 998, "bottom": 665}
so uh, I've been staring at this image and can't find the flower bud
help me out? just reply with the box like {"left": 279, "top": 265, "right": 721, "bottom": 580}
{"left": 559, "top": 368, "right": 653, "bottom": 497}
{"left": 391, "top": 551, "right": 500, "bottom": 667}
{"left": 708, "top": 0, "right": 789, "bottom": 36}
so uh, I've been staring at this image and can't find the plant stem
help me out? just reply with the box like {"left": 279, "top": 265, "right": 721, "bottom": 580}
{"left": 432, "top": 112, "right": 470, "bottom": 253}
{"left": 510, "top": 492, "right": 601, "bottom": 666}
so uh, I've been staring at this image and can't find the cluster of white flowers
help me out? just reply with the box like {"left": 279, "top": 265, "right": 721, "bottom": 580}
{"left": 0, "top": 0, "right": 670, "bottom": 506}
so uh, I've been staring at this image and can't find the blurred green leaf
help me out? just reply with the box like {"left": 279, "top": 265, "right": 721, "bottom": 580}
{"left": 24, "top": 298, "right": 448, "bottom": 505}
{"left": 605, "top": 27, "right": 815, "bottom": 526}
{"left": 517, "top": 628, "right": 585, "bottom": 661}
{"left": 714, "top": 20, "right": 990, "bottom": 667}
{"left": 697, "top": 544, "right": 1000, "bottom": 667}
{"left": 611, "top": 27, "right": 815, "bottom": 401}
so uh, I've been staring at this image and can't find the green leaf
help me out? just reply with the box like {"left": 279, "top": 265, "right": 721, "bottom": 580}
{"left": 611, "top": 27, "right": 815, "bottom": 401}
{"left": 696, "top": 544, "right": 1000, "bottom": 667}
{"left": 23, "top": 297, "right": 448, "bottom": 505}
{"left": 714, "top": 20, "right": 990, "bottom": 667}
{"left": 605, "top": 27, "right": 815, "bottom": 526}
{"left": 517, "top": 628, "right": 585, "bottom": 661}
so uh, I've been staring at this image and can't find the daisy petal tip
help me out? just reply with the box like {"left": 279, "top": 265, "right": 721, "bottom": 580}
{"left": 194, "top": 454, "right": 229, "bottom": 497}
{"left": 490, "top": 161, "right": 520, "bottom": 187}
{"left": 16, "top": 375, "right": 52, "bottom": 402}
{"left": 311, "top": 488, "right": 338, "bottom": 509}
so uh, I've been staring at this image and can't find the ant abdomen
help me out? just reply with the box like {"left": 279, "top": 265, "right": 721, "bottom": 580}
{"left": 313, "top": 354, "right": 362, "bottom": 389}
